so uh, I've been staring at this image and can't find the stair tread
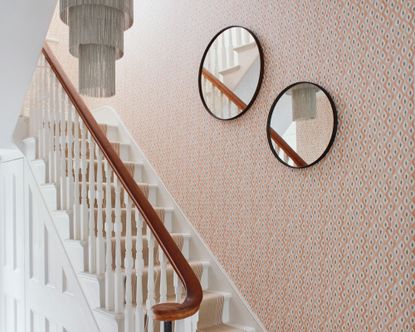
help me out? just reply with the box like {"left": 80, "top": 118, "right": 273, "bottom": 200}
{"left": 198, "top": 324, "right": 247, "bottom": 332}
{"left": 127, "top": 260, "right": 208, "bottom": 274}
{"left": 94, "top": 206, "right": 173, "bottom": 211}
{"left": 113, "top": 232, "right": 190, "bottom": 240}
{"left": 66, "top": 157, "right": 142, "bottom": 167}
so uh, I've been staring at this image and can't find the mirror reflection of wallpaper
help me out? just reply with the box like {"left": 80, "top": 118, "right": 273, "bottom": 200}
{"left": 296, "top": 94, "right": 333, "bottom": 164}
{"left": 47, "top": 1, "right": 414, "bottom": 331}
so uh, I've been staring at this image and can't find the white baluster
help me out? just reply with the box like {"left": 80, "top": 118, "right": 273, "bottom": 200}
{"left": 53, "top": 75, "right": 60, "bottom": 186}
{"left": 219, "top": 92, "right": 225, "bottom": 118}
{"left": 96, "top": 149, "right": 105, "bottom": 275}
{"left": 40, "top": 61, "right": 48, "bottom": 161}
{"left": 235, "top": 27, "right": 242, "bottom": 47}
{"left": 146, "top": 226, "right": 155, "bottom": 332}
{"left": 173, "top": 271, "right": 182, "bottom": 303}
{"left": 159, "top": 249, "right": 167, "bottom": 332}
{"left": 60, "top": 90, "right": 67, "bottom": 210}
{"left": 88, "top": 133, "right": 96, "bottom": 273}
{"left": 229, "top": 103, "right": 234, "bottom": 118}
{"left": 213, "top": 40, "right": 219, "bottom": 76}
{"left": 243, "top": 29, "right": 250, "bottom": 44}
{"left": 134, "top": 208, "right": 145, "bottom": 332}
{"left": 35, "top": 61, "right": 42, "bottom": 158}
{"left": 219, "top": 34, "right": 227, "bottom": 71}
{"left": 47, "top": 74, "right": 54, "bottom": 182}
{"left": 73, "top": 113, "right": 81, "bottom": 240}
{"left": 226, "top": 29, "right": 234, "bottom": 68}
{"left": 114, "top": 176, "right": 124, "bottom": 313}
{"left": 191, "top": 312, "right": 199, "bottom": 332}
{"left": 124, "top": 194, "right": 133, "bottom": 332}
{"left": 104, "top": 161, "right": 114, "bottom": 310}
{"left": 67, "top": 105, "right": 74, "bottom": 218}
{"left": 29, "top": 62, "right": 37, "bottom": 137}
{"left": 80, "top": 121, "right": 89, "bottom": 243}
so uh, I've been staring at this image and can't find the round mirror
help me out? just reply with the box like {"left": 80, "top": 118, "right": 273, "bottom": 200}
{"left": 267, "top": 82, "right": 337, "bottom": 168}
{"left": 198, "top": 26, "right": 263, "bottom": 120}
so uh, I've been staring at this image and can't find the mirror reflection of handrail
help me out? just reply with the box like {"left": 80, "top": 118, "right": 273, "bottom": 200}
{"left": 269, "top": 127, "right": 307, "bottom": 167}
{"left": 202, "top": 68, "right": 247, "bottom": 110}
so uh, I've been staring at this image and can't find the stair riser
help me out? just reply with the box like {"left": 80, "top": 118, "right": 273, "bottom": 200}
{"left": 64, "top": 141, "right": 131, "bottom": 161}
{"left": 66, "top": 161, "right": 142, "bottom": 183}
{"left": 45, "top": 123, "right": 117, "bottom": 139}
{"left": 76, "top": 183, "right": 157, "bottom": 207}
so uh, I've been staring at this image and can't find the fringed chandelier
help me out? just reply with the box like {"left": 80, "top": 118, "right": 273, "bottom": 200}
{"left": 60, "top": 0, "right": 134, "bottom": 97}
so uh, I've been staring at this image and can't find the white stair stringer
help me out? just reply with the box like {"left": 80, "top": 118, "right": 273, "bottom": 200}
{"left": 93, "top": 106, "right": 266, "bottom": 332}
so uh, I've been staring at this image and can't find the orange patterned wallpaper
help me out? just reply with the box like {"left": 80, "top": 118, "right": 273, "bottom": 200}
{"left": 48, "top": 1, "right": 414, "bottom": 330}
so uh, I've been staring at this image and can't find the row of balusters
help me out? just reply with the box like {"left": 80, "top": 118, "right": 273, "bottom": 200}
{"left": 201, "top": 27, "right": 253, "bottom": 119}
{"left": 201, "top": 75, "right": 243, "bottom": 119}
{"left": 273, "top": 144, "right": 295, "bottom": 167}
{"left": 24, "top": 55, "right": 192, "bottom": 331}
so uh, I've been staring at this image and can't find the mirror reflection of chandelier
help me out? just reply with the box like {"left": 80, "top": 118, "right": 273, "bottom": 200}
{"left": 288, "top": 83, "right": 318, "bottom": 121}
{"left": 59, "top": 0, "right": 134, "bottom": 97}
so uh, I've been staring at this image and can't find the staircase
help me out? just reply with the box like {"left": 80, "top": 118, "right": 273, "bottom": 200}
{"left": 17, "top": 45, "right": 262, "bottom": 331}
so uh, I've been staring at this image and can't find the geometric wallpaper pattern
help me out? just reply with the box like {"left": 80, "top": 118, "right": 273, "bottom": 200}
{"left": 48, "top": 1, "right": 414, "bottom": 330}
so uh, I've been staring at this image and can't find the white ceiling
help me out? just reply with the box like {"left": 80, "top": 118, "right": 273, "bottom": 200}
{"left": 0, "top": 0, "right": 57, "bottom": 148}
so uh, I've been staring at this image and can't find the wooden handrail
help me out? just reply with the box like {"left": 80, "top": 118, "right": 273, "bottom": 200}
{"left": 269, "top": 127, "right": 307, "bottom": 167}
{"left": 202, "top": 68, "right": 247, "bottom": 110}
{"left": 42, "top": 44, "right": 202, "bottom": 321}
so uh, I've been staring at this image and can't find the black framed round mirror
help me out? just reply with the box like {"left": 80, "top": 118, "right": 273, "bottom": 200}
{"left": 198, "top": 26, "right": 264, "bottom": 120}
{"left": 267, "top": 82, "right": 337, "bottom": 168}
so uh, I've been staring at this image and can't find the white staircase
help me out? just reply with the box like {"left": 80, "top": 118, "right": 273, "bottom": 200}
{"left": 15, "top": 49, "right": 264, "bottom": 331}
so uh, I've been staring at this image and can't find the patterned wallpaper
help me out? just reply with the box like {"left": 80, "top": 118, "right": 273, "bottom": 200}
{"left": 48, "top": 1, "right": 414, "bottom": 330}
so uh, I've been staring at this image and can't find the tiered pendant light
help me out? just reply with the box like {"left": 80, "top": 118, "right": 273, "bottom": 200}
{"left": 60, "top": 0, "right": 134, "bottom": 97}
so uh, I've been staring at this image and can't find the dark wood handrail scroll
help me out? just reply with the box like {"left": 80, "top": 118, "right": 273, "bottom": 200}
{"left": 42, "top": 44, "right": 202, "bottom": 321}
{"left": 202, "top": 68, "right": 247, "bottom": 110}
{"left": 269, "top": 127, "right": 307, "bottom": 167}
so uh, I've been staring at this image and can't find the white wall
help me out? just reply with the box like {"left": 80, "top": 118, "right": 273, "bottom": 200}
{"left": 0, "top": 0, "right": 56, "bottom": 148}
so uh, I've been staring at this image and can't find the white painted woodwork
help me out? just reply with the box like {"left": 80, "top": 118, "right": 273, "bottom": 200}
{"left": 59, "top": 91, "right": 67, "bottom": 210}
{"left": 67, "top": 104, "right": 74, "bottom": 215}
{"left": 0, "top": 153, "right": 99, "bottom": 332}
{"left": 104, "top": 161, "right": 114, "bottom": 311}
{"left": 96, "top": 149, "right": 105, "bottom": 275}
{"left": 73, "top": 112, "right": 81, "bottom": 240}
{"left": 113, "top": 176, "right": 124, "bottom": 314}
{"left": 146, "top": 225, "right": 155, "bottom": 332}
{"left": 80, "top": 121, "right": 88, "bottom": 243}
{"left": 134, "top": 207, "right": 145, "bottom": 332}
{"left": 124, "top": 194, "right": 133, "bottom": 332}
{"left": 88, "top": 132, "right": 96, "bottom": 273}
